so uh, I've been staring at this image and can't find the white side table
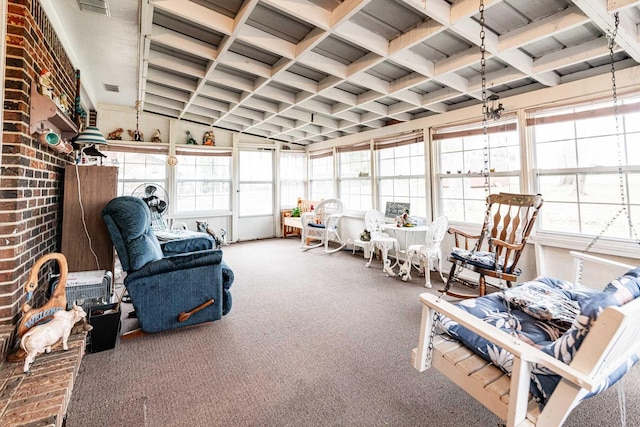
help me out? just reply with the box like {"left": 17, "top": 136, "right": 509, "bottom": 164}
{"left": 352, "top": 239, "right": 371, "bottom": 258}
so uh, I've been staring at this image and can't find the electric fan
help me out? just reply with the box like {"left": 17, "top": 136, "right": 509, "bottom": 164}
{"left": 131, "top": 184, "right": 170, "bottom": 230}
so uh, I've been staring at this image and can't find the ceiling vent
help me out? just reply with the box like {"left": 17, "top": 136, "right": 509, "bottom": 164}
{"left": 104, "top": 84, "right": 119, "bottom": 93}
{"left": 77, "top": 0, "right": 110, "bottom": 16}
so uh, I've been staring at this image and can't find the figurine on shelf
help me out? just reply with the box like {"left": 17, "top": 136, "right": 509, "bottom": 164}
{"left": 186, "top": 131, "right": 197, "bottom": 145}
{"left": 151, "top": 129, "right": 162, "bottom": 143}
{"left": 128, "top": 129, "right": 144, "bottom": 142}
{"left": 53, "top": 92, "right": 62, "bottom": 110}
{"left": 59, "top": 93, "right": 71, "bottom": 115}
{"left": 202, "top": 130, "right": 215, "bottom": 146}
{"left": 38, "top": 69, "right": 55, "bottom": 99}
{"left": 108, "top": 128, "right": 124, "bottom": 140}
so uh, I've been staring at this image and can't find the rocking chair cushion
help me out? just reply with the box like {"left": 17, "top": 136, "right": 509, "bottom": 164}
{"left": 450, "top": 247, "right": 522, "bottom": 275}
{"left": 307, "top": 222, "right": 326, "bottom": 229}
{"left": 439, "top": 269, "right": 640, "bottom": 408}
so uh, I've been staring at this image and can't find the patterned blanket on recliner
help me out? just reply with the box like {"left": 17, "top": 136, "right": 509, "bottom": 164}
{"left": 438, "top": 269, "right": 640, "bottom": 407}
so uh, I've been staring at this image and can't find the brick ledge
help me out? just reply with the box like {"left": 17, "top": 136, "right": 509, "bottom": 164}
{"left": 0, "top": 333, "right": 86, "bottom": 427}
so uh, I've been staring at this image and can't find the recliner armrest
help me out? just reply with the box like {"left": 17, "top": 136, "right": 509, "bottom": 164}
{"left": 161, "top": 235, "right": 214, "bottom": 256}
{"left": 126, "top": 249, "right": 223, "bottom": 281}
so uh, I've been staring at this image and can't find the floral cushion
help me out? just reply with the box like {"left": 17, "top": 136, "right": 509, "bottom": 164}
{"left": 438, "top": 269, "right": 640, "bottom": 407}
{"left": 502, "top": 281, "right": 581, "bottom": 330}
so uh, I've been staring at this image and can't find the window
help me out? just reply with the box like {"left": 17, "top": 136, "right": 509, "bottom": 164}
{"left": 529, "top": 96, "right": 640, "bottom": 239}
{"left": 375, "top": 130, "right": 426, "bottom": 218}
{"left": 174, "top": 151, "right": 232, "bottom": 214}
{"left": 338, "top": 143, "right": 371, "bottom": 211}
{"left": 238, "top": 150, "right": 273, "bottom": 216}
{"left": 104, "top": 149, "right": 167, "bottom": 196}
{"left": 280, "top": 151, "right": 306, "bottom": 209}
{"left": 435, "top": 119, "right": 520, "bottom": 223}
{"left": 309, "top": 151, "right": 334, "bottom": 200}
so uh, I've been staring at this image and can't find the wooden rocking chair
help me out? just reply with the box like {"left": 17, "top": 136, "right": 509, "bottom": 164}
{"left": 443, "top": 192, "right": 543, "bottom": 298}
{"left": 413, "top": 251, "right": 640, "bottom": 427}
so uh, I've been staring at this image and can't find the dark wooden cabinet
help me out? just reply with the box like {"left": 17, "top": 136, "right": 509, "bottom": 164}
{"left": 61, "top": 165, "right": 118, "bottom": 273}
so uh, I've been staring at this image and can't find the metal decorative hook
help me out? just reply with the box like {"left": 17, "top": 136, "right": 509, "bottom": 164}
{"left": 485, "top": 94, "right": 504, "bottom": 121}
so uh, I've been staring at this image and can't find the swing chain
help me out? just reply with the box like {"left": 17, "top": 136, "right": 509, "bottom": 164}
{"left": 439, "top": 0, "right": 492, "bottom": 300}
{"left": 479, "top": 0, "right": 490, "bottom": 193}
{"left": 425, "top": 310, "right": 439, "bottom": 367}
{"left": 584, "top": 12, "right": 640, "bottom": 252}
{"left": 608, "top": 13, "right": 625, "bottom": 210}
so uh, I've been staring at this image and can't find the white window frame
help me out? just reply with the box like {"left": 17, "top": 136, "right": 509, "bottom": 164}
{"left": 103, "top": 146, "right": 169, "bottom": 198}
{"left": 173, "top": 149, "right": 232, "bottom": 217}
{"left": 528, "top": 95, "right": 640, "bottom": 253}
{"left": 279, "top": 151, "right": 307, "bottom": 209}
{"left": 337, "top": 143, "right": 372, "bottom": 212}
{"left": 375, "top": 131, "right": 427, "bottom": 219}
{"left": 434, "top": 117, "right": 521, "bottom": 225}
{"left": 309, "top": 150, "right": 335, "bottom": 201}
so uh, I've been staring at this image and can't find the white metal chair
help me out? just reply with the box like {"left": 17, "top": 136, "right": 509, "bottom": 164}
{"left": 300, "top": 198, "right": 346, "bottom": 253}
{"left": 403, "top": 216, "right": 448, "bottom": 287}
{"left": 364, "top": 209, "right": 399, "bottom": 276}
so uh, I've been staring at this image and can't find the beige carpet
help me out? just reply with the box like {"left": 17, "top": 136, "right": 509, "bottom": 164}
{"left": 65, "top": 238, "right": 640, "bottom": 426}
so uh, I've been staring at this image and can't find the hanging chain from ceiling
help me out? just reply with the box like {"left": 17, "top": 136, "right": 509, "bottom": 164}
{"left": 583, "top": 12, "right": 640, "bottom": 254}
{"left": 438, "top": 0, "right": 495, "bottom": 300}
{"left": 479, "top": 0, "right": 490, "bottom": 197}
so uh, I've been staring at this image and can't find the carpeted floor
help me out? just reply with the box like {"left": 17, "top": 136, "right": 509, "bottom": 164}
{"left": 66, "top": 238, "right": 640, "bottom": 426}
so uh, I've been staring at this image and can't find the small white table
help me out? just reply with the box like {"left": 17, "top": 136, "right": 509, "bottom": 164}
{"left": 381, "top": 224, "right": 429, "bottom": 253}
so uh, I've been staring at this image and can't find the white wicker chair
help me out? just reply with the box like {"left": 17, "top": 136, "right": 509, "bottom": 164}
{"left": 300, "top": 199, "right": 346, "bottom": 253}
{"left": 403, "top": 216, "right": 448, "bottom": 287}
{"left": 364, "top": 209, "right": 399, "bottom": 276}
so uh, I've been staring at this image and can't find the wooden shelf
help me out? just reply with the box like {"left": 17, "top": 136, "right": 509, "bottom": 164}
{"left": 105, "top": 139, "right": 169, "bottom": 147}
{"left": 30, "top": 84, "right": 77, "bottom": 137}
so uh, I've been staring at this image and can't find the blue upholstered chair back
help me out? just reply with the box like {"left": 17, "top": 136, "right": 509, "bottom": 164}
{"left": 102, "top": 196, "right": 164, "bottom": 272}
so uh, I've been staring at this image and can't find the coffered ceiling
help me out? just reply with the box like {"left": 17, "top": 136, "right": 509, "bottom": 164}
{"left": 46, "top": 0, "right": 640, "bottom": 145}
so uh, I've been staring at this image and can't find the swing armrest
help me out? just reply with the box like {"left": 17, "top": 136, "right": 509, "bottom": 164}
{"left": 415, "top": 293, "right": 598, "bottom": 392}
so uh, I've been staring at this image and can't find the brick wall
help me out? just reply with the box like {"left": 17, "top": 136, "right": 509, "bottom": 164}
{"left": 1, "top": 0, "right": 79, "bottom": 351}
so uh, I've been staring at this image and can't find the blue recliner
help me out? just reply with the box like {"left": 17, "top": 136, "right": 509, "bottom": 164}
{"left": 102, "top": 196, "right": 233, "bottom": 334}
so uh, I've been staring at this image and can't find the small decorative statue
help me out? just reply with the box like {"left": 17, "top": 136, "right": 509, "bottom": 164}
{"left": 151, "top": 129, "right": 162, "bottom": 143}
{"left": 359, "top": 229, "right": 371, "bottom": 242}
{"left": 202, "top": 130, "right": 215, "bottom": 146}
{"left": 186, "top": 131, "right": 197, "bottom": 145}
{"left": 394, "top": 209, "right": 411, "bottom": 227}
{"left": 108, "top": 128, "right": 124, "bottom": 140}
{"left": 128, "top": 129, "right": 144, "bottom": 142}
{"left": 399, "top": 260, "right": 412, "bottom": 282}
{"left": 38, "top": 69, "right": 55, "bottom": 99}
{"left": 59, "top": 93, "right": 71, "bottom": 115}
{"left": 206, "top": 227, "right": 227, "bottom": 249}
{"left": 382, "top": 260, "right": 396, "bottom": 277}
{"left": 20, "top": 305, "right": 87, "bottom": 374}
{"left": 196, "top": 220, "right": 209, "bottom": 233}
{"left": 70, "top": 316, "right": 93, "bottom": 335}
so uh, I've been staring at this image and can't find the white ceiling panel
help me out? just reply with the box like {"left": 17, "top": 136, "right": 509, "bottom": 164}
{"left": 44, "top": 0, "right": 640, "bottom": 145}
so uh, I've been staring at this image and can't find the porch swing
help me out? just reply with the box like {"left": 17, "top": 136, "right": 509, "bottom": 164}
{"left": 412, "top": 5, "right": 640, "bottom": 427}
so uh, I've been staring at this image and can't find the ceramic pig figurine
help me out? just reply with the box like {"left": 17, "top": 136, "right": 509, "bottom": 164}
{"left": 20, "top": 305, "right": 87, "bottom": 373}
